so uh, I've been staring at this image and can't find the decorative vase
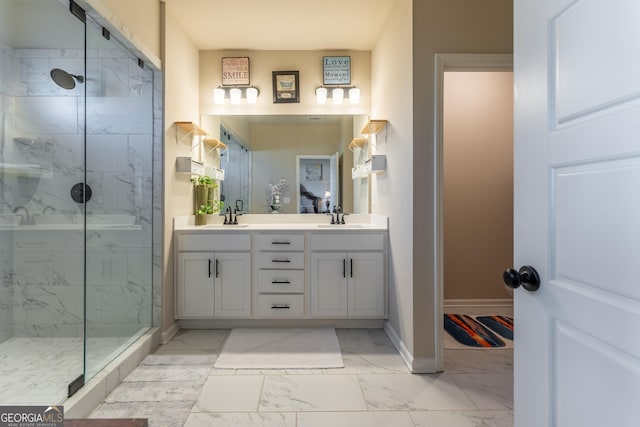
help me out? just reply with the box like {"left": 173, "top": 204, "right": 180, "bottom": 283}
{"left": 195, "top": 213, "right": 206, "bottom": 225}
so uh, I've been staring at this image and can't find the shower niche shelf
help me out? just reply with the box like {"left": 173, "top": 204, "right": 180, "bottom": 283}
{"left": 1, "top": 162, "right": 52, "bottom": 178}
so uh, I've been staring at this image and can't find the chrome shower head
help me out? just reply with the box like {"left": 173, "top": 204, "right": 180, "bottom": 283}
{"left": 50, "top": 68, "right": 84, "bottom": 90}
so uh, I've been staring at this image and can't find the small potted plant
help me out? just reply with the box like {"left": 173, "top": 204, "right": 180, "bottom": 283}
{"left": 191, "top": 175, "right": 223, "bottom": 225}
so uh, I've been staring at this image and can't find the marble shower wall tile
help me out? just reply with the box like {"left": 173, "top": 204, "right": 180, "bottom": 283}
{"left": 3, "top": 43, "right": 160, "bottom": 338}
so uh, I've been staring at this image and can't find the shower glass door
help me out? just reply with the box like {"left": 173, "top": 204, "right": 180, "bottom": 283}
{"left": 83, "top": 14, "right": 153, "bottom": 380}
{"left": 0, "top": 0, "right": 86, "bottom": 404}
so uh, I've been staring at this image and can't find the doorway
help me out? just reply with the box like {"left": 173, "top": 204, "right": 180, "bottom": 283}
{"left": 434, "top": 54, "right": 514, "bottom": 369}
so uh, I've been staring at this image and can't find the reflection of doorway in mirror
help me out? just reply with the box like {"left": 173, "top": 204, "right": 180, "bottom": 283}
{"left": 296, "top": 154, "right": 338, "bottom": 214}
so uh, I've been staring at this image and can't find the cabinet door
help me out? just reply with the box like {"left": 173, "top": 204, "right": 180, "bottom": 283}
{"left": 348, "top": 252, "right": 385, "bottom": 317}
{"left": 176, "top": 252, "right": 214, "bottom": 318}
{"left": 310, "top": 252, "right": 348, "bottom": 317}
{"left": 214, "top": 252, "right": 251, "bottom": 317}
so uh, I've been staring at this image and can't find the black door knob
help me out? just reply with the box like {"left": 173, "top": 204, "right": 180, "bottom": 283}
{"left": 503, "top": 265, "right": 541, "bottom": 292}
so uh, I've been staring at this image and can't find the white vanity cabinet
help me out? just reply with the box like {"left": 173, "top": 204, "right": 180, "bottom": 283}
{"left": 255, "top": 233, "right": 305, "bottom": 317}
{"left": 175, "top": 234, "right": 251, "bottom": 318}
{"left": 310, "top": 233, "right": 386, "bottom": 318}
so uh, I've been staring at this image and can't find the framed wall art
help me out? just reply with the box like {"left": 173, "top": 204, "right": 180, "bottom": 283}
{"left": 272, "top": 71, "right": 300, "bottom": 103}
{"left": 222, "top": 57, "right": 250, "bottom": 86}
{"left": 323, "top": 56, "right": 351, "bottom": 85}
{"left": 304, "top": 163, "right": 322, "bottom": 181}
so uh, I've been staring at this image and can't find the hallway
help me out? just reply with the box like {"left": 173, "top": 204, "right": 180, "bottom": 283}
{"left": 89, "top": 329, "right": 513, "bottom": 426}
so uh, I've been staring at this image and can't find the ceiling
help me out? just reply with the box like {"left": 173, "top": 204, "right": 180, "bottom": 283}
{"left": 165, "top": 0, "right": 397, "bottom": 51}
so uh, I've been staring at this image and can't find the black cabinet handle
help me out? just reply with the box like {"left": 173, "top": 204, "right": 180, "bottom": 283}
{"left": 343, "top": 259, "right": 346, "bottom": 278}
{"left": 271, "top": 304, "right": 291, "bottom": 309}
{"left": 271, "top": 280, "right": 291, "bottom": 284}
{"left": 215, "top": 259, "right": 219, "bottom": 278}
{"left": 272, "top": 259, "right": 291, "bottom": 263}
{"left": 350, "top": 258, "right": 353, "bottom": 278}
{"left": 272, "top": 241, "right": 291, "bottom": 245}
{"left": 208, "top": 259, "right": 211, "bottom": 278}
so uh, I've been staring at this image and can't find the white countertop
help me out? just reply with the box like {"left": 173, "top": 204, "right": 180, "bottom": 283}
{"left": 173, "top": 214, "right": 388, "bottom": 231}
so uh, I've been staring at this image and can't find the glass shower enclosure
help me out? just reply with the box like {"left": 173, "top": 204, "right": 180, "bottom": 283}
{"left": 0, "top": 0, "right": 155, "bottom": 405}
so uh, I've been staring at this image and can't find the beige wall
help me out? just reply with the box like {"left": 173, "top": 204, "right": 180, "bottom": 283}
{"left": 161, "top": 5, "right": 200, "bottom": 334}
{"left": 371, "top": 0, "right": 416, "bottom": 358}
{"left": 443, "top": 71, "right": 513, "bottom": 300}
{"left": 410, "top": 0, "right": 513, "bottom": 362}
{"left": 89, "top": 0, "right": 161, "bottom": 62}
{"left": 249, "top": 123, "right": 347, "bottom": 214}
{"left": 199, "top": 50, "right": 371, "bottom": 116}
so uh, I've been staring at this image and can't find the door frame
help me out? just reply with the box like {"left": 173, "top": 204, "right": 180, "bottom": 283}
{"left": 433, "top": 53, "right": 513, "bottom": 370}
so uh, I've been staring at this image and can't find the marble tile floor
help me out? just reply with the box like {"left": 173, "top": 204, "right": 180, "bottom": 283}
{"left": 89, "top": 329, "right": 513, "bottom": 426}
{"left": 0, "top": 335, "right": 142, "bottom": 405}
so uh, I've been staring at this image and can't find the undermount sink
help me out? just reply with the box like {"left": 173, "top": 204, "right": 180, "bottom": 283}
{"left": 316, "top": 224, "right": 364, "bottom": 228}
{"left": 204, "top": 224, "right": 250, "bottom": 228}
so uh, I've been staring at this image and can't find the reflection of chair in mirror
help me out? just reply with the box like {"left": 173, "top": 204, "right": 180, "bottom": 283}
{"left": 300, "top": 184, "right": 321, "bottom": 213}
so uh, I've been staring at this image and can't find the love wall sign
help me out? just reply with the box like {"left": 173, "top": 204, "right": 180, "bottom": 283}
{"left": 323, "top": 56, "right": 351, "bottom": 85}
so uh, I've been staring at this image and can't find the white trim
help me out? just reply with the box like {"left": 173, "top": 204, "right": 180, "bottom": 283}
{"left": 65, "top": 328, "right": 160, "bottom": 418}
{"left": 161, "top": 321, "right": 180, "bottom": 344}
{"left": 384, "top": 322, "right": 439, "bottom": 374}
{"left": 444, "top": 298, "right": 514, "bottom": 316}
{"left": 433, "top": 53, "right": 514, "bottom": 372}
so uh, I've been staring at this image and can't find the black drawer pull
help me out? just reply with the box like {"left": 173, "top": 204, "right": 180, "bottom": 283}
{"left": 271, "top": 280, "right": 291, "bottom": 284}
{"left": 271, "top": 241, "right": 291, "bottom": 245}
{"left": 272, "top": 259, "right": 291, "bottom": 263}
{"left": 271, "top": 304, "right": 291, "bottom": 309}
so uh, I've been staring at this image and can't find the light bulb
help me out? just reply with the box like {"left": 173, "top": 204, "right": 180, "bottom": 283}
{"left": 246, "top": 87, "right": 258, "bottom": 104}
{"left": 316, "top": 87, "right": 328, "bottom": 104}
{"left": 230, "top": 88, "right": 241, "bottom": 104}
{"left": 349, "top": 87, "right": 360, "bottom": 104}
{"left": 213, "top": 88, "right": 225, "bottom": 104}
{"left": 332, "top": 88, "right": 344, "bottom": 104}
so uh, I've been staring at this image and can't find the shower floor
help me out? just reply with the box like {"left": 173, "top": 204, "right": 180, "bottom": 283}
{"left": 0, "top": 332, "right": 146, "bottom": 405}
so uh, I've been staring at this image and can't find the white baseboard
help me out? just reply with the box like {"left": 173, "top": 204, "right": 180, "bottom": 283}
{"left": 444, "top": 298, "right": 513, "bottom": 316}
{"left": 161, "top": 321, "right": 180, "bottom": 344}
{"left": 384, "top": 322, "right": 439, "bottom": 374}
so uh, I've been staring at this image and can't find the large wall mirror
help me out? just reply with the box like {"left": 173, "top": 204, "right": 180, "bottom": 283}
{"left": 200, "top": 114, "right": 370, "bottom": 214}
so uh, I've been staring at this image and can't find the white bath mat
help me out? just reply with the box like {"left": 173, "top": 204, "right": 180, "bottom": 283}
{"left": 214, "top": 327, "right": 344, "bottom": 369}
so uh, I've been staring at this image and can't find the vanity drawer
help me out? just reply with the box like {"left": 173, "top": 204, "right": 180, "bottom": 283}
{"left": 256, "top": 234, "right": 305, "bottom": 251}
{"left": 258, "top": 270, "right": 305, "bottom": 293}
{"left": 257, "top": 294, "right": 304, "bottom": 317}
{"left": 310, "top": 233, "right": 384, "bottom": 251}
{"left": 177, "top": 234, "right": 250, "bottom": 251}
{"left": 257, "top": 252, "right": 304, "bottom": 269}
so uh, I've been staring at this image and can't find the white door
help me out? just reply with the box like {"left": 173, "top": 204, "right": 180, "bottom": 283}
{"left": 514, "top": 0, "right": 640, "bottom": 426}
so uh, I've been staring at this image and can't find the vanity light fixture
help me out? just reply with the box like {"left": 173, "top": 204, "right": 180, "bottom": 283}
{"left": 315, "top": 86, "right": 360, "bottom": 104}
{"left": 230, "top": 87, "right": 242, "bottom": 104}
{"left": 213, "top": 86, "right": 260, "bottom": 104}
{"left": 332, "top": 88, "right": 344, "bottom": 104}
{"left": 315, "top": 87, "right": 328, "bottom": 104}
